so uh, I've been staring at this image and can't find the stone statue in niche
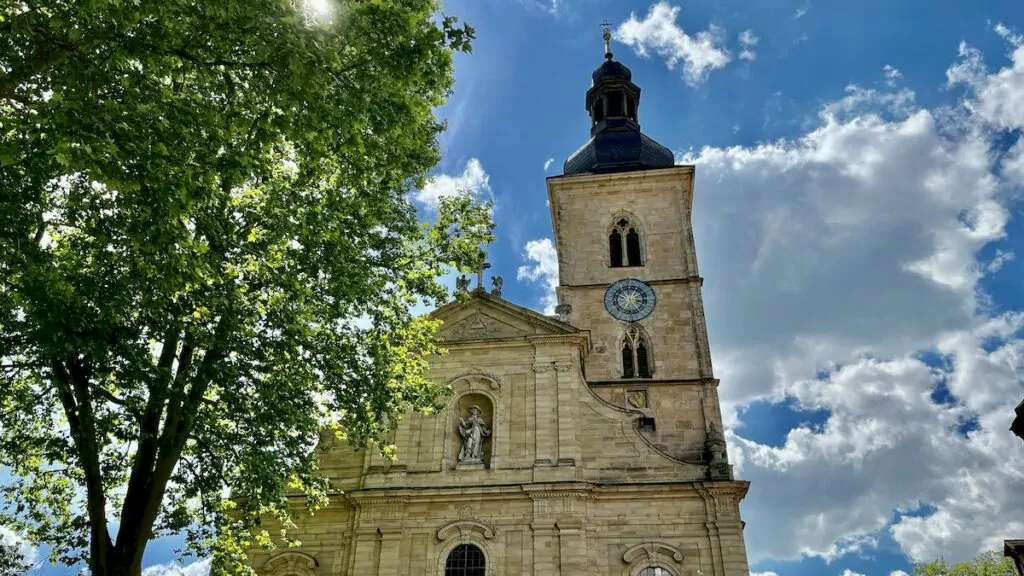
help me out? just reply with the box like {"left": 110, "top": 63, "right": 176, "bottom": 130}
{"left": 457, "top": 405, "right": 491, "bottom": 464}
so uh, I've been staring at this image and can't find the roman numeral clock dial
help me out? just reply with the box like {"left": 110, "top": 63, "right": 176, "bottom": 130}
{"left": 603, "top": 278, "right": 656, "bottom": 322}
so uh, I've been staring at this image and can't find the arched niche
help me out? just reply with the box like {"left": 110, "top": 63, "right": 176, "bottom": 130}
{"left": 261, "top": 551, "right": 319, "bottom": 576}
{"left": 448, "top": 390, "right": 496, "bottom": 470}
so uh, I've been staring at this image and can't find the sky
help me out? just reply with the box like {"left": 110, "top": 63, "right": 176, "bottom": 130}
{"left": 8, "top": 0, "right": 1024, "bottom": 575}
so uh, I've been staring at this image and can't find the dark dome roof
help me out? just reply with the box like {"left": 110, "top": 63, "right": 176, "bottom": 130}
{"left": 563, "top": 128, "right": 675, "bottom": 176}
{"left": 592, "top": 58, "right": 632, "bottom": 83}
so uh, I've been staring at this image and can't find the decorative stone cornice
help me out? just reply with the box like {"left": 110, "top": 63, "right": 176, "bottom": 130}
{"left": 448, "top": 370, "right": 502, "bottom": 391}
{"left": 622, "top": 542, "right": 683, "bottom": 564}
{"left": 437, "top": 518, "right": 496, "bottom": 542}
{"left": 351, "top": 495, "right": 411, "bottom": 507}
{"left": 524, "top": 490, "right": 594, "bottom": 500}
{"left": 532, "top": 362, "right": 552, "bottom": 373}
{"left": 261, "top": 551, "right": 319, "bottom": 576}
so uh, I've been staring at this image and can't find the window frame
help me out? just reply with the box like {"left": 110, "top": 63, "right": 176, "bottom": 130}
{"left": 443, "top": 543, "right": 486, "bottom": 576}
{"left": 620, "top": 324, "right": 654, "bottom": 379}
{"left": 607, "top": 215, "right": 645, "bottom": 268}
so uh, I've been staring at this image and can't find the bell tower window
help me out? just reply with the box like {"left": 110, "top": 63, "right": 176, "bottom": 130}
{"left": 593, "top": 97, "right": 605, "bottom": 123}
{"left": 621, "top": 325, "right": 652, "bottom": 379}
{"left": 626, "top": 228, "right": 641, "bottom": 266}
{"left": 609, "top": 217, "right": 643, "bottom": 267}
{"left": 608, "top": 90, "right": 624, "bottom": 117}
{"left": 609, "top": 228, "right": 623, "bottom": 267}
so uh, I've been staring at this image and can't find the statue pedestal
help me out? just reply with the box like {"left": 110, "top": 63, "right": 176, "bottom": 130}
{"left": 456, "top": 460, "right": 485, "bottom": 471}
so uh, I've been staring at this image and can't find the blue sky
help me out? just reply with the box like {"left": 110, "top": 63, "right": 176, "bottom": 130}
{"left": 8, "top": 1, "right": 1024, "bottom": 575}
{"left": 426, "top": 1, "right": 1024, "bottom": 575}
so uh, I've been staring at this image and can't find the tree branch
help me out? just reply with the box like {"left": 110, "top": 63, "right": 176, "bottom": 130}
{"left": 50, "top": 359, "right": 112, "bottom": 574}
{"left": 115, "top": 325, "right": 183, "bottom": 553}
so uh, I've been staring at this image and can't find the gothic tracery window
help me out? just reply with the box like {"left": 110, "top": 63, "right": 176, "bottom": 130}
{"left": 445, "top": 544, "right": 485, "bottom": 576}
{"left": 621, "top": 325, "right": 652, "bottom": 379}
{"left": 609, "top": 217, "right": 643, "bottom": 267}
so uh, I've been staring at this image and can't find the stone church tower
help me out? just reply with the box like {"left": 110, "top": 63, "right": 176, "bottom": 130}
{"left": 245, "top": 31, "right": 751, "bottom": 576}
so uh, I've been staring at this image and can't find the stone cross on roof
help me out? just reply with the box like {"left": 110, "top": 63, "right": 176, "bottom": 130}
{"left": 476, "top": 262, "right": 491, "bottom": 292}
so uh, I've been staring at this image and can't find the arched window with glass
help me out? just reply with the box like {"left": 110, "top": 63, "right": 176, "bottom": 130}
{"left": 638, "top": 567, "right": 675, "bottom": 576}
{"left": 444, "top": 544, "right": 486, "bottom": 576}
{"left": 609, "top": 216, "right": 643, "bottom": 267}
{"left": 621, "top": 325, "right": 653, "bottom": 379}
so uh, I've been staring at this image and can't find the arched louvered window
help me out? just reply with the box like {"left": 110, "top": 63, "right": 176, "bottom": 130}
{"left": 622, "top": 343, "right": 635, "bottom": 378}
{"left": 445, "top": 544, "right": 485, "bottom": 576}
{"left": 626, "top": 228, "right": 641, "bottom": 266}
{"left": 609, "top": 217, "right": 643, "bottom": 267}
{"left": 609, "top": 228, "right": 623, "bottom": 267}
{"left": 636, "top": 341, "right": 651, "bottom": 378}
{"left": 621, "top": 325, "right": 652, "bottom": 379}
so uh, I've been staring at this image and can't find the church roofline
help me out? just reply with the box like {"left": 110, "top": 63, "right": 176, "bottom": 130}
{"left": 546, "top": 163, "right": 693, "bottom": 183}
{"left": 428, "top": 288, "right": 581, "bottom": 336}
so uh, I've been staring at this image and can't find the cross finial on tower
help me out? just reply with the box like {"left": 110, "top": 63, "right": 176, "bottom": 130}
{"left": 601, "top": 20, "right": 613, "bottom": 60}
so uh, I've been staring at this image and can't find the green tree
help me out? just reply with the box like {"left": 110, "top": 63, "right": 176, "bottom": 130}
{"left": 915, "top": 550, "right": 1018, "bottom": 575}
{"left": 0, "top": 1, "right": 490, "bottom": 575}
{"left": 0, "top": 541, "right": 30, "bottom": 576}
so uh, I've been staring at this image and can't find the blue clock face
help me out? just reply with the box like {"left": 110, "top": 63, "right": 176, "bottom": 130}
{"left": 604, "top": 278, "right": 656, "bottom": 322}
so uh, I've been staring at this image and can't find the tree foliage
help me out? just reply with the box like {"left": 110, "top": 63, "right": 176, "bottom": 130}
{"left": 914, "top": 550, "right": 1018, "bottom": 576}
{"left": 0, "top": 1, "right": 489, "bottom": 575}
{"left": 0, "top": 541, "right": 30, "bottom": 576}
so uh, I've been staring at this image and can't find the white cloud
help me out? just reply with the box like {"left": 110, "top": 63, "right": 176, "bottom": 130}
{"left": 739, "top": 29, "right": 759, "bottom": 61}
{"left": 840, "top": 571, "right": 866, "bottom": 576}
{"left": 995, "top": 22, "right": 1023, "bottom": 47}
{"left": 681, "top": 35, "right": 1024, "bottom": 566}
{"left": 794, "top": 7, "right": 808, "bottom": 19}
{"left": 543, "top": 157, "right": 555, "bottom": 171}
{"left": 0, "top": 527, "right": 37, "bottom": 566}
{"left": 890, "top": 572, "right": 911, "bottom": 576}
{"left": 413, "top": 158, "right": 491, "bottom": 209}
{"left": 751, "top": 572, "right": 780, "bottom": 576}
{"left": 884, "top": 64, "right": 903, "bottom": 87}
{"left": 615, "top": 2, "right": 732, "bottom": 86}
{"left": 516, "top": 238, "right": 559, "bottom": 314}
{"left": 142, "top": 557, "right": 211, "bottom": 576}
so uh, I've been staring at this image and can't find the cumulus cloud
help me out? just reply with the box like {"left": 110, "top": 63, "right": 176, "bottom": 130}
{"left": 681, "top": 32, "right": 1024, "bottom": 565}
{"left": 412, "top": 158, "right": 491, "bottom": 209}
{"left": 517, "top": 238, "right": 559, "bottom": 314}
{"left": 884, "top": 64, "right": 903, "bottom": 87}
{"left": 0, "top": 527, "right": 36, "bottom": 567}
{"left": 615, "top": 2, "right": 732, "bottom": 85}
{"left": 142, "top": 557, "right": 211, "bottom": 576}
{"left": 890, "top": 572, "right": 911, "bottom": 576}
{"left": 840, "top": 571, "right": 866, "bottom": 576}
{"left": 739, "top": 30, "right": 759, "bottom": 61}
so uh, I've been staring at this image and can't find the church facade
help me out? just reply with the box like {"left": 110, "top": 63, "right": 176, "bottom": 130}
{"left": 246, "top": 32, "right": 751, "bottom": 576}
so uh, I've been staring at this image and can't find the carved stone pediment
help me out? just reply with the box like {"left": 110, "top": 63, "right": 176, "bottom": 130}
{"left": 431, "top": 291, "right": 577, "bottom": 343}
{"left": 441, "top": 310, "right": 527, "bottom": 341}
